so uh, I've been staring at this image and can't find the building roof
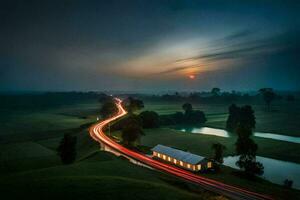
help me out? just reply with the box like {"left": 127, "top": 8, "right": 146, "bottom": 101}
{"left": 151, "top": 144, "right": 206, "bottom": 165}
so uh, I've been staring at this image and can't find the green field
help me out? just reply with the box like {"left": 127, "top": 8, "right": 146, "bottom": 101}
{"left": 1, "top": 94, "right": 300, "bottom": 200}
{"left": 111, "top": 128, "right": 300, "bottom": 199}
{"left": 140, "top": 100, "right": 300, "bottom": 137}
{"left": 0, "top": 95, "right": 221, "bottom": 200}
{"left": 0, "top": 128, "right": 220, "bottom": 200}
{"left": 112, "top": 128, "right": 300, "bottom": 164}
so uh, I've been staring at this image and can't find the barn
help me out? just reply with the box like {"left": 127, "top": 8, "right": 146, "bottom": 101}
{"left": 151, "top": 144, "right": 212, "bottom": 171}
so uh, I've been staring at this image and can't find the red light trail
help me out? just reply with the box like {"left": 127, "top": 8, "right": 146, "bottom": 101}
{"left": 89, "top": 98, "right": 273, "bottom": 200}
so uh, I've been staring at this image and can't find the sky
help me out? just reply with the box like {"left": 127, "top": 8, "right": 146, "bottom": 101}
{"left": 0, "top": 0, "right": 299, "bottom": 92}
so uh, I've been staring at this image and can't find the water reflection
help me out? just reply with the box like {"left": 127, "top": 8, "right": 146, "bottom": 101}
{"left": 180, "top": 127, "right": 230, "bottom": 137}
{"left": 177, "top": 126, "right": 300, "bottom": 144}
{"left": 223, "top": 156, "right": 300, "bottom": 189}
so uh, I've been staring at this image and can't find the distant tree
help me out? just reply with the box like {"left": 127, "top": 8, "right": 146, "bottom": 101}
{"left": 226, "top": 104, "right": 240, "bottom": 132}
{"left": 212, "top": 143, "right": 226, "bottom": 164}
{"left": 259, "top": 88, "right": 276, "bottom": 110}
{"left": 226, "top": 104, "right": 255, "bottom": 132}
{"left": 139, "top": 111, "right": 160, "bottom": 128}
{"left": 283, "top": 179, "right": 293, "bottom": 189}
{"left": 57, "top": 133, "right": 77, "bottom": 164}
{"left": 121, "top": 121, "right": 144, "bottom": 146}
{"left": 124, "top": 97, "right": 144, "bottom": 113}
{"left": 100, "top": 99, "right": 118, "bottom": 119}
{"left": 110, "top": 114, "right": 142, "bottom": 131}
{"left": 182, "top": 103, "right": 193, "bottom": 114}
{"left": 239, "top": 105, "right": 256, "bottom": 130}
{"left": 98, "top": 94, "right": 113, "bottom": 103}
{"left": 184, "top": 110, "right": 207, "bottom": 125}
{"left": 211, "top": 88, "right": 221, "bottom": 96}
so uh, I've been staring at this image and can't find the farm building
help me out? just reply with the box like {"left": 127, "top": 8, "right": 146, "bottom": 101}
{"left": 151, "top": 144, "right": 212, "bottom": 172}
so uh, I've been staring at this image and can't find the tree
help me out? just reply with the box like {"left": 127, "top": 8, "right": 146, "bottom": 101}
{"left": 226, "top": 104, "right": 240, "bottom": 132}
{"left": 121, "top": 120, "right": 144, "bottom": 146}
{"left": 124, "top": 97, "right": 144, "bottom": 113}
{"left": 226, "top": 104, "right": 255, "bottom": 132}
{"left": 57, "top": 133, "right": 77, "bottom": 164}
{"left": 239, "top": 105, "right": 256, "bottom": 130}
{"left": 100, "top": 99, "right": 118, "bottom": 119}
{"left": 235, "top": 125, "right": 264, "bottom": 177}
{"left": 211, "top": 88, "right": 221, "bottom": 96}
{"left": 184, "top": 110, "right": 207, "bottom": 125}
{"left": 139, "top": 111, "right": 160, "bottom": 128}
{"left": 212, "top": 143, "right": 226, "bottom": 164}
{"left": 259, "top": 88, "right": 276, "bottom": 110}
{"left": 182, "top": 103, "right": 193, "bottom": 114}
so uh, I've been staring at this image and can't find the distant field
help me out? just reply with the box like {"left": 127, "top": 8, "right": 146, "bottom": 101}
{"left": 0, "top": 97, "right": 102, "bottom": 145}
{"left": 141, "top": 100, "right": 300, "bottom": 137}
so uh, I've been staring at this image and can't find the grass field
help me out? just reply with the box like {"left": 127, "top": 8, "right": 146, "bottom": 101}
{"left": 0, "top": 95, "right": 222, "bottom": 200}
{"left": 0, "top": 127, "right": 221, "bottom": 200}
{"left": 140, "top": 100, "right": 300, "bottom": 137}
{"left": 112, "top": 128, "right": 300, "bottom": 163}
{"left": 111, "top": 128, "right": 300, "bottom": 199}
{"left": 1, "top": 94, "right": 300, "bottom": 200}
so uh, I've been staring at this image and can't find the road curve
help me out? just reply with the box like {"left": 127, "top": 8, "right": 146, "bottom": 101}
{"left": 89, "top": 98, "right": 273, "bottom": 200}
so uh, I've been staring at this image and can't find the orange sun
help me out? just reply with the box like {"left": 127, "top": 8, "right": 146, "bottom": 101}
{"left": 188, "top": 74, "right": 195, "bottom": 79}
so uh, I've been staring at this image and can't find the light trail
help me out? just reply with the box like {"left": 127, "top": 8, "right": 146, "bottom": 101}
{"left": 89, "top": 98, "right": 273, "bottom": 200}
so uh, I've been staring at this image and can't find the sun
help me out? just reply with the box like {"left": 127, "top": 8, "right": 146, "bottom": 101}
{"left": 188, "top": 74, "right": 196, "bottom": 79}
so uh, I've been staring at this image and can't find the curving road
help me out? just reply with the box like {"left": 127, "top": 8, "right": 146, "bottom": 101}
{"left": 89, "top": 98, "right": 273, "bottom": 200}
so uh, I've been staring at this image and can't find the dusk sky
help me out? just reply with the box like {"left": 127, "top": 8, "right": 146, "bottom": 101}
{"left": 1, "top": 0, "right": 299, "bottom": 92}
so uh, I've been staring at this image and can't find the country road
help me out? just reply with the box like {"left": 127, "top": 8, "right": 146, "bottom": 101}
{"left": 89, "top": 98, "right": 274, "bottom": 200}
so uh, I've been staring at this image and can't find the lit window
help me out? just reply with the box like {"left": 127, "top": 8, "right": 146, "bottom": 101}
{"left": 180, "top": 161, "right": 183, "bottom": 166}
{"left": 174, "top": 159, "right": 177, "bottom": 164}
{"left": 207, "top": 162, "right": 212, "bottom": 168}
{"left": 157, "top": 153, "right": 160, "bottom": 158}
{"left": 187, "top": 164, "right": 191, "bottom": 168}
{"left": 168, "top": 157, "right": 171, "bottom": 161}
{"left": 193, "top": 166, "right": 196, "bottom": 171}
{"left": 163, "top": 155, "right": 166, "bottom": 160}
{"left": 197, "top": 164, "right": 201, "bottom": 170}
{"left": 153, "top": 152, "right": 157, "bottom": 156}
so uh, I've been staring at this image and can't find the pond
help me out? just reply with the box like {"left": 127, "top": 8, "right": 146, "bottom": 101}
{"left": 223, "top": 156, "right": 300, "bottom": 189}
{"left": 177, "top": 127, "right": 300, "bottom": 144}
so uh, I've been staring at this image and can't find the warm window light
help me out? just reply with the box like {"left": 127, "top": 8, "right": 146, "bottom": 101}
{"left": 157, "top": 153, "right": 160, "bottom": 157}
{"left": 187, "top": 164, "right": 191, "bottom": 168}
{"left": 163, "top": 155, "right": 166, "bottom": 160}
{"left": 174, "top": 159, "right": 177, "bottom": 164}
{"left": 180, "top": 161, "right": 183, "bottom": 166}
{"left": 168, "top": 157, "right": 171, "bottom": 161}
{"left": 198, "top": 164, "right": 201, "bottom": 170}
{"left": 207, "top": 162, "right": 212, "bottom": 168}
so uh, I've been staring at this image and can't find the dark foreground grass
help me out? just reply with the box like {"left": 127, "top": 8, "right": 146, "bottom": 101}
{"left": 0, "top": 125, "right": 224, "bottom": 200}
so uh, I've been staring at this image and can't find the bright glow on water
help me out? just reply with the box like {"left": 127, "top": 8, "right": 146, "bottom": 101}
{"left": 223, "top": 156, "right": 300, "bottom": 189}
{"left": 254, "top": 132, "right": 300, "bottom": 144}
{"left": 178, "top": 127, "right": 300, "bottom": 144}
{"left": 181, "top": 127, "right": 230, "bottom": 137}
